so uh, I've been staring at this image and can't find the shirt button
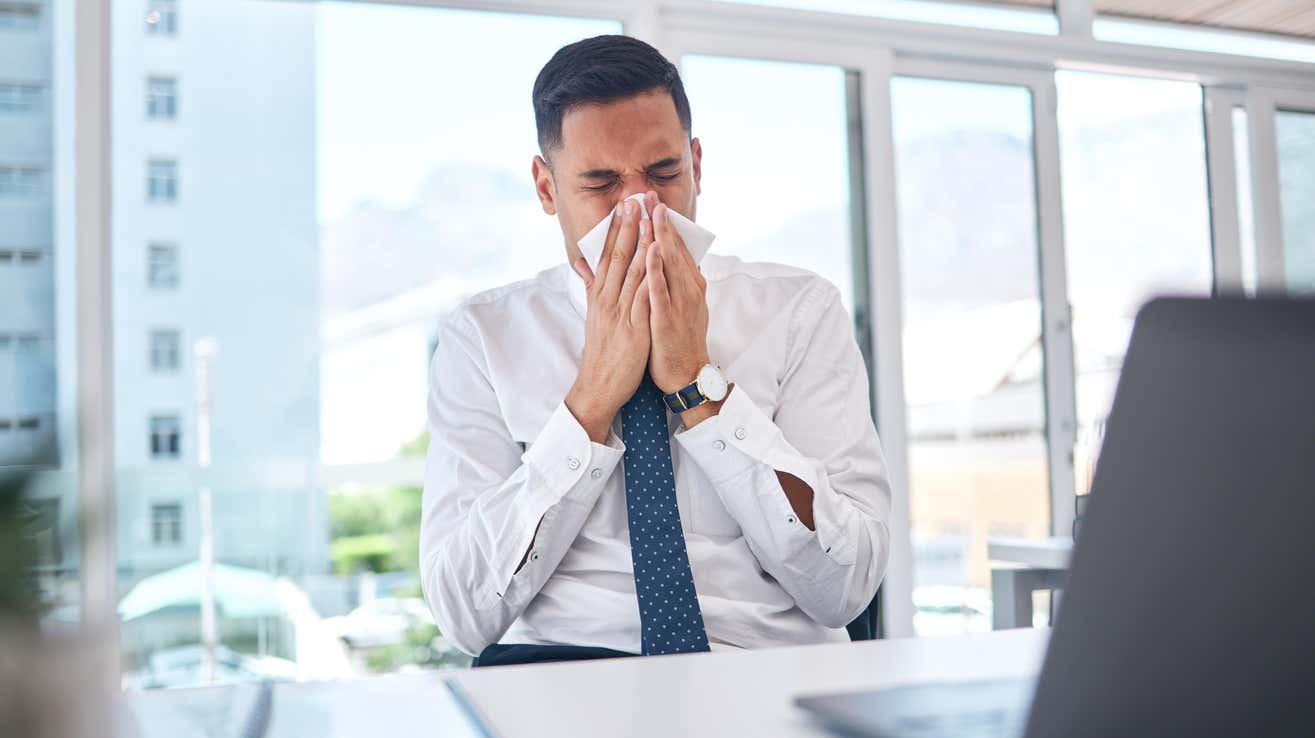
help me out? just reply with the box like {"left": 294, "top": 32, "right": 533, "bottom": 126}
{"left": 734, "top": 427, "right": 747, "bottom": 440}
{"left": 712, "top": 440, "right": 726, "bottom": 451}
{"left": 591, "top": 468, "right": 602, "bottom": 479}
{"left": 787, "top": 515, "right": 797, "bottom": 524}
{"left": 530, "top": 551, "right": 540, "bottom": 562}
{"left": 567, "top": 456, "right": 581, "bottom": 470}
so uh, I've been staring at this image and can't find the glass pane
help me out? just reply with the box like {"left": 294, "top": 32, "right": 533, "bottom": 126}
{"left": 1275, "top": 110, "right": 1315, "bottom": 294}
{"left": 719, "top": 0, "right": 1058, "bottom": 35}
{"left": 112, "top": 0, "right": 620, "bottom": 688}
{"left": 2, "top": 0, "right": 81, "bottom": 630}
{"left": 891, "top": 77, "right": 1049, "bottom": 636}
{"left": 679, "top": 55, "right": 857, "bottom": 313}
{"left": 1056, "top": 71, "right": 1214, "bottom": 493}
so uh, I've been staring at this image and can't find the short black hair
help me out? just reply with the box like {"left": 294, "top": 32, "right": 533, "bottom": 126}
{"left": 533, "top": 34, "right": 692, "bottom": 161}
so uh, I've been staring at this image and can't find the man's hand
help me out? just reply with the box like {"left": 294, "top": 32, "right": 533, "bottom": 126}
{"left": 565, "top": 193, "right": 657, "bottom": 443}
{"left": 647, "top": 201, "right": 712, "bottom": 398}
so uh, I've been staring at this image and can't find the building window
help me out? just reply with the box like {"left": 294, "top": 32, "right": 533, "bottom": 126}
{"left": 0, "top": 166, "right": 42, "bottom": 197}
{"left": 0, "top": 2, "right": 40, "bottom": 30}
{"left": 16, "top": 416, "right": 39, "bottom": 430}
{"left": 149, "top": 415, "right": 181, "bottom": 459}
{"left": 18, "top": 249, "right": 40, "bottom": 264}
{"left": 145, "top": 0, "right": 177, "bottom": 36}
{"left": 0, "top": 418, "right": 10, "bottom": 431}
{"left": 151, "top": 503, "right": 183, "bottom": 546}
{"left": 146, "top": 76, "right": 177, "bottom": 120}
{"left": 149, "top": 329, "right": 181, "bottom": 371}
{"left": 0, "top": 82, "right": 42, "bottom": 113}
{"left": 147, "top": 159, "right": 177, "bottom": 202}
{"left": 147, "top": 242, "right": 179, "bottom": 288}
{"left": 29, "top": 498, "right": 62, "bottom": 565}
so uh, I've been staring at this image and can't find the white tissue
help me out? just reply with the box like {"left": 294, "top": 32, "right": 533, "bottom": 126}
{"left": 576, "top": 192, "right": 716, "bottom": 274}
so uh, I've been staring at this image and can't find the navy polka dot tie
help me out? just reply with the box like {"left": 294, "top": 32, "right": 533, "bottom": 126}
{"left": 620, "top": 370, "right": 711, "bottom": 655}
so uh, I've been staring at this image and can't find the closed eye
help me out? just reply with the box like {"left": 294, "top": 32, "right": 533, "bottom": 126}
{"left": 583, "top": 171, "right": 682, "bottom": 192}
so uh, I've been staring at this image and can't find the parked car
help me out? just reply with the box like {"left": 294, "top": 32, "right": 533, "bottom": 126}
{"left": 324, "top": 597, "right": 432, "bottom": 649}
{"left": 123, "top": 644, "right": 298, "bottom": 690}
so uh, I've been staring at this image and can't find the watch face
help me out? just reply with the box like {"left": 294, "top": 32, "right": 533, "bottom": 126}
{"left": 697, "top": 364, "right": 729, "bottom": 401}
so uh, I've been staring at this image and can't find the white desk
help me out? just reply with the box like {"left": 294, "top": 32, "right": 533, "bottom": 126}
{"left": 124, "top": 630, "right": 1049, "bottom": 738}
{"left": 988, "top": 537, "right": 1073, "bottom": 630}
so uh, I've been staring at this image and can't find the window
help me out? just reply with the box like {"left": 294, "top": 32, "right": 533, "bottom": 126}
{"left": 97, "top": 0, "right": 625, "bottom": 686}
{"left": 151, "top": 503, "right": 183, "bottom": 545}
{"left": 149, "top": 415, "right": 181, "bottom": 459}
{"left": 1056, "top": 71, "right": 1214, "bottom": 493}
{"left": 0, "top": 2, "right": 40, "bottom": 30}
{"left": 0, "top": 82, "right": 42, "bottom": 113}
{"left": 146, "top": 76, "right": 177, "bottom": 120}
{"left": 0, "top": 166, "right": 42, "bottom": 196}
{"left": 147, "top": 242, "right": 179, "bottom": 288}
{"left": 149, "top": 329, "right": 181, "bottom": 371}
{"left": 146, "top": 159, "right": 177, "bottom": 202}
{"left": 1275, "top": 110, "right": 1315, "bottom": 294}
{"left": 891, "top": 76, "right": 1049, "bottom": 636}
{"left": 679, "top": 55, "right": 858, "bottom": 312}
{"left": 145, "top": 0, "right": 177, "bottom": 36}
{"left": 0, "top": 248, "right": 42, "bottom": 264}
{"left": 17, "top": 416, "right": 39, "bottom": 430}
{"left": 29, "top": 498, "right": 63, "bottom": 566}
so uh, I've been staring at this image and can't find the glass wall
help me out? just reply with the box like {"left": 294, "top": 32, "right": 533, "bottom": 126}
{"left": 891, "top": 76, "right": 1049, "bottom": 635}
{"left": 1, "top": 0, "right": 81, "bottom": 631}
{"left": 1275, "top": 109, "right": 1315, "bottom": 293}
{"left": 1055, "top": 71, "right": 1214, "bottom": 494}
{"left": 679, "top": 55, "right": 858, "bottom": 314}
{"left": 110, "top": 0, "right": 620, "bottom": 688}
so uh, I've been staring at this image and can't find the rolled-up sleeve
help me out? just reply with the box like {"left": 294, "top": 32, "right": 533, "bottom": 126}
{"left": 419, "top": 309, "right": 624, "bottom": 655}
{"left": 673, "top": 281, "right": 892, "bottom": 629}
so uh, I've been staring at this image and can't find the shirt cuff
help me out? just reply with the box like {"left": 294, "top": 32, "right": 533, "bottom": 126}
{"left": 673, "top": 384, "right": 781, "bottom": 484}
{"left": 520, "top": 400, "right": 626, "bottom": 505}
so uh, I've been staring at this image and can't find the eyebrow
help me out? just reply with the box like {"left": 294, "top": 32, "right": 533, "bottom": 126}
{"left": 578, "top": 156, "right": 683, "bottom": 179}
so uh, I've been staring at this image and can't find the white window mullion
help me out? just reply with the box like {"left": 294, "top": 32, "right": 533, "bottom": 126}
{"left": 1203, "top": 86, "right": 1247, "bottom": 295}
{"left": 1057, "top": 0, "right": 1093, "bottom": 39}
{"left": 1032, "top": 75, "right": 1078, "bottom": 539}
{"left": 858, "top": 48, "right": 914, "bottom": 639}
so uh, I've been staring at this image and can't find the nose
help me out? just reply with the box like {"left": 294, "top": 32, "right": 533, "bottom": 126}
{"left": 616, "top": 186, "right": 656, "bottom": 214}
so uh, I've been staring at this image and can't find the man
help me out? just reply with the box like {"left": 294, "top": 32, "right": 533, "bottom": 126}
{"left": 419, "top": 34, "right": 892, "bottom": 667}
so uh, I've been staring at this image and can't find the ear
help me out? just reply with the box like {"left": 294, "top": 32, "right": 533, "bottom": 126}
{"left": 690, "top": 137, "right": 703, "bottom": 197}
{"left": 532, "top": 154, "right": 557, "bottom": 215}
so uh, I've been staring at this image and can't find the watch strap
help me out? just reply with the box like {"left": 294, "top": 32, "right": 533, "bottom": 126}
{"left": 663, "top": 381, "right": 707, "bottom": 413}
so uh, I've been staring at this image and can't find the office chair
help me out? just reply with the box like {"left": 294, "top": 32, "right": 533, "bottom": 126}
{"left": 845, "top": 588, "right": 882, "bottom": 641}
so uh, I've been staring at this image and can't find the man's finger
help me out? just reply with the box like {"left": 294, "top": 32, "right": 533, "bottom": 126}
{"left": 603, "top": 199, "right": 640, "bottom": 303}
{"left": 619, "top": 213, "right": 654, "bottom": 310}
{"left": 594, "top": 206, "right": 624, "bottom": 293}
{"left": 655, "top": 203, "right": 696, "bottom": 275}
{"left": 647, "top": 239, "right": 671, "bottom": 316}
{"left": 631, "top": 272, "right": 651, "bottom": 325}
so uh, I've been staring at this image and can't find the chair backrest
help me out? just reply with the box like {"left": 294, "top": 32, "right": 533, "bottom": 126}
{"left": 845, "top": 588, "right": 881, "bottom": 641}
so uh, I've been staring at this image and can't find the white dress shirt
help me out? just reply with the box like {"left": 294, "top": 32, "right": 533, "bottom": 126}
{"left": 419, "top": 252, "right": 893, "bottom": 656}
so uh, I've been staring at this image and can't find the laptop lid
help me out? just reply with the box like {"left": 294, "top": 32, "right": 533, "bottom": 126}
{"left": 1024, "top": 297, "right": 1315, "bottom": 738}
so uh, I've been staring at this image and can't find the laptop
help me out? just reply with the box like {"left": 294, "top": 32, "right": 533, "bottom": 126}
{"left": 796, "top": 297, "right": 1315, "bottom": 738}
